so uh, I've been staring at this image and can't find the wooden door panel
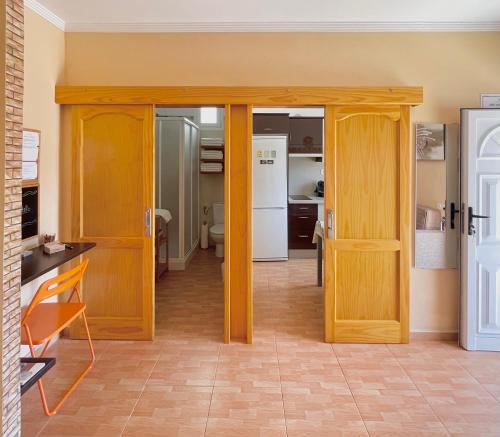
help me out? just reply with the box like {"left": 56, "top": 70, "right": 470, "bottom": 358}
{"left": 83, "top": 247, "right": 144, "bottom": 317}
{"left": 71, "top": 105, "right": 154, "bottom": 340}
{"left": 82, "top": 113, "right": 144, "bottom": 237}
{"left": 336, "top": 251, "right": 399, "bottom": 321}
{"left": 324, "top": 105, "right": 409, "bottom": 343}
{"left": 336, "top": 114, "right": 399, "bottom": 240}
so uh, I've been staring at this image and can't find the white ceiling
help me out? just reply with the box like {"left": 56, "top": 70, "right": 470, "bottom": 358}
{"left": 26, "top": 0, "right": 500, "bottom": 32}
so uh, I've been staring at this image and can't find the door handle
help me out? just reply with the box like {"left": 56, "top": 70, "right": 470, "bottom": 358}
{"left": 449, "top": 202, "right": 459, "bottom": 230}
{"left": 327, "top": 209, "right": 335, "bottom": 240}
{"left": 467, "top": 206, "right": 490, "bottom": 236}
{"left": 145, "top": 208, "right": 152, "bottom": 237}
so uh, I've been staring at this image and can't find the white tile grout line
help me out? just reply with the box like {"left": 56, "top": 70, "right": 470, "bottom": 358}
{"left": 274, "top": 335, "right": 289, "bottom": 437}
{"left": 204, "top": 343, "right": 222, "bottom": 437}
{"left": 119, "top": 347, "right": 162, "bottom": 437}
{"left": 387, "top": 346, "right": 452, "bottom": 437}
{"left": 331, "top": 344, "right": 370, "bottom": 436}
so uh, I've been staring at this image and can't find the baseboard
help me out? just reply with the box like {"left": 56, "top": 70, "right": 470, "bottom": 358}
{"left": 288, "top": 249, "right": 316, "bottom": 259}
{"left": 168, "top": 241, "right": 199, "bottom": 271}
{"left": 410, "top": 330, "right": 458, "bottom": 341}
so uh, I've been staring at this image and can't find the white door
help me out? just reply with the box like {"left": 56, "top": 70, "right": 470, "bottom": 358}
{"left": 461, "top": 109, "right": 500, "bottom": 351}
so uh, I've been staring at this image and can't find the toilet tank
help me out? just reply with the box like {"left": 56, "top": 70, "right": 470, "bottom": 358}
{"left": 212, "top": 202, "right": 224, "bottom": 224}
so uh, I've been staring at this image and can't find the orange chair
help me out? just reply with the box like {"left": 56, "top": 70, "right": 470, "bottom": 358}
{"left": 21, "top": 259, "right": 95, "bottom": 416}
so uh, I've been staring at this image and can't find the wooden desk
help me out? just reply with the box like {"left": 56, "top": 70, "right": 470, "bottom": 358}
{"left": 21, "top": 242, "right": 96, "bottom": 286}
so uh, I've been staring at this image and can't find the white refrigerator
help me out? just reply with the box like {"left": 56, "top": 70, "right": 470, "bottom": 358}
{"left": 252, "top": 135, "right": 288, "bottom": 261}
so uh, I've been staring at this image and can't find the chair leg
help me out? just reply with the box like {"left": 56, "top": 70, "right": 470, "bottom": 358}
{"left": 27, "top": 312, "right": 96, "bottom": 416}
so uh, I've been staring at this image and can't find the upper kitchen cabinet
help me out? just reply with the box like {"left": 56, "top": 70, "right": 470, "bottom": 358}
{"left": 253, "top": 113, "right": 290, "bottom": 135}
{"left": 289, "top": 117, "right": 323, "bottom": 155}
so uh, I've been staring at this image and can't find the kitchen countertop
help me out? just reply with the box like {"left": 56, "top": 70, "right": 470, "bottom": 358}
{"left": 288, "top": 195, "right": 324, "bottom": 204}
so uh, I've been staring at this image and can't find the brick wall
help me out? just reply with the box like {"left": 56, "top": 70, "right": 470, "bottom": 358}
{"left": 2, "top": 0, "right": 23, "bottom": 436}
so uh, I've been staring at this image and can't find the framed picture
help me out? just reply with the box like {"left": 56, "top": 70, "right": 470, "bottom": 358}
{"left": 416, "top": 123, "right": 445, "bottom": 160}
{"left": 480, "top": 94, "right": 500, "bottom": 108}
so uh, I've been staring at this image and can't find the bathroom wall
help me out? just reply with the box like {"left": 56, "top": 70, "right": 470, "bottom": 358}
{"left": 155, "top": 107, "right": 225, "bottom": 243}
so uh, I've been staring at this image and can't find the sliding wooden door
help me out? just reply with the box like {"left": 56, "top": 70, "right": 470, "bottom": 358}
{"left": 324, "top": 106, "right": 410, "bottom": 343}
{"left": 71, "top": 105, "right": 154, "bottom": 340}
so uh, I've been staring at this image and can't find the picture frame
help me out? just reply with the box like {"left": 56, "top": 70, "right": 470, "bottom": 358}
{"left": 416, "top": 123, "right": 445, "bottom": 161}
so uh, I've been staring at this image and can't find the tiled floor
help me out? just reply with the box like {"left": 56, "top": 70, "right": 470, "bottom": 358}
{"left": 22, "top": 249, "right": 500, "bottom": 436}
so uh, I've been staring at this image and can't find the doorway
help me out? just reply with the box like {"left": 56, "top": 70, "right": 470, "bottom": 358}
{"left": 252, "top": 107, "right": 325, "bottom": 343}
{"left": 154, "top": 106, "right": 226, "bottom": 343}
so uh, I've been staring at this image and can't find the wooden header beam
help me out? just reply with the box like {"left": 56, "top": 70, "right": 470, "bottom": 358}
{"left": 55, "top": 86, "right": 423, "bottom": 106}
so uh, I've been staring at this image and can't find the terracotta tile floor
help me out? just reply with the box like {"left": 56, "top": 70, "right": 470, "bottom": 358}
{"left": 22, "top": 249, "right": 500, "bottom": 436}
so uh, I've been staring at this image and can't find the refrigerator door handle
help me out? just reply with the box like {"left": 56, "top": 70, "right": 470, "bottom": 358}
{"left": 327, "top": 209, "right": 335, "bottom": 240}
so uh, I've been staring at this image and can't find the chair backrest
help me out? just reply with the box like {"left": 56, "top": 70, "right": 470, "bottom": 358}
{"left": 21, "top": 258, "right": 89, "bottom": 325}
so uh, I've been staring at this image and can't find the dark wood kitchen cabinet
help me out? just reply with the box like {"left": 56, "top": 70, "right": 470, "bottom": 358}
{"left": 288, "top": 203, "right": 317, "bottom": 249}
{"left": 289, "top": 117, "right": 323, "bottom": 154}
{"left": 253, "top": 114, "right": 290, "bottom": 135}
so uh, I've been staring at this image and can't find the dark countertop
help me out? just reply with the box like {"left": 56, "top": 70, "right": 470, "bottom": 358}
{"left": 21, "top": 242, "right": 96, "bottom": 286}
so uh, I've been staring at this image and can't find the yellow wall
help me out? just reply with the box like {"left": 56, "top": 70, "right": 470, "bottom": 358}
{"left": 62, "top": 31, "right": 500, "bottom": 333}
{"left": 21, "top": 9, "right": 65, "bottom": 342}
{"left": 24, "top": 8, "right": 65, "bottom": 244}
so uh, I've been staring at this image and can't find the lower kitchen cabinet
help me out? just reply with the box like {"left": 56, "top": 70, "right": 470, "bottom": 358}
{"left": 288, "top": 203, "right": 318, "bottom": 249}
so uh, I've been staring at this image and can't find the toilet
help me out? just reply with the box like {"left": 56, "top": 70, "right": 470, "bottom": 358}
{"left": 209, "top": 202, "right": 224, "bottom": 258}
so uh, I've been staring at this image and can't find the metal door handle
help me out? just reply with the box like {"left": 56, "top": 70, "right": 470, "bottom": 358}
{"left": 327, "top": 209, "right": 335, "bottom": 239}
{"left": 298, "top": 216, "right": 310, "bottom": 219}
{"left": 449, "top": 202, "right": 459, "bottom": 230}
{"left": 145, "top": 208, "right": 152, "bottom": 237}
{"left": 298, "top": 234, "right": 310, "bottom": 238}
{"left": 467, "top": 206, "right": 490, "bottom": 236}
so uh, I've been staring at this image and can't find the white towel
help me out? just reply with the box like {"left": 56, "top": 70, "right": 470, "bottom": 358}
{"left": 155, "top": 208, "right": 172, "bottom": 224}
{"left": 201, "top": 163, "right": 223, "bottom": 170}
{"left": 201, "top": 138, "right": 224, "bottom": 146}
{"left": 201, "top": 150, "right": 223, "bottom": 159}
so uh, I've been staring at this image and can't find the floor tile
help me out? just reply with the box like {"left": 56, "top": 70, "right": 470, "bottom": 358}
{"left": 209, "top": 385, "right": 284, "bottom": 423}
{"left": 21, "top": 250, "right": 500, "bottom": 436}
{"left": 352, "top": 387, "right": 447, "bottom": 435}
{"left": 205, "top": 418, "right": 287, "bottom": 437}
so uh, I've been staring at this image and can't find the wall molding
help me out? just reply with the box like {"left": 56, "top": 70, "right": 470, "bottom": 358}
{"left": 64, "top": 20, "right": 500, "bottom": 33}
{"left": 19, "top": 4, "right": 500, "bottom": 34}
{"left": 24, "top": 0, "right": 65, "bottom": 31}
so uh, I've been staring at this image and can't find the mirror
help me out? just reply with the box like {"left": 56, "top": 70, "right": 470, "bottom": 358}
{"left": 415, "top": 123, "right": 459, "bottom": 269}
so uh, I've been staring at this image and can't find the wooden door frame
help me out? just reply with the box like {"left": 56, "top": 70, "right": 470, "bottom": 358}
{"left": 56, "top": 86, "right": 423, "bottom": 343}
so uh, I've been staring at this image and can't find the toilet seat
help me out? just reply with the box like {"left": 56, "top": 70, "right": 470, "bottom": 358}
{"left": 210, "top": 224, "right": 224, "bottom": 235}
